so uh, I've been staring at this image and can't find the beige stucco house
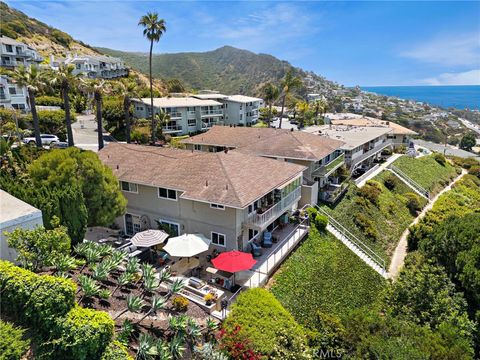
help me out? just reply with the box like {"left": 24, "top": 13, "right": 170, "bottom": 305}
{"left": 99, "top": 143, "right": 305, "bottom": 253}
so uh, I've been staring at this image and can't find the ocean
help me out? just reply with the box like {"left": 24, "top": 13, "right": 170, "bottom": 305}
{"left": 361, "top": 85, "right": 480, "bottom": 110}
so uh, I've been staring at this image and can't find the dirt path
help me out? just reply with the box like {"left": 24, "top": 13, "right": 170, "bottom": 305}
{"left": 387, "top": 169, "right": 467, "bottom": 279}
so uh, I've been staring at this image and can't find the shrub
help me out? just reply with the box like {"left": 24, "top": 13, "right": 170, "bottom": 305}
{"left": 51, "top": 306, "right": 114, "bottom": 360}
{"left": 35, "top": 95, "right": 64, "bottom": 108}
{"left": 405, "top": 192, "right": 421, "bottom": 215}
{"left": 305, "top": 311, "right": 346, "bottom": 356}
{"left": 0, "top": 260, "right": 76, "bottom": 332}
{"left": 50, "top": 29, "right": 72, "bottom": 47}
{"left": 131, "top": 129, "right": 149, "bottom": 144}
{"left": 434, "top": 153, "right": 446, "bottom": 166}
{"left": 354, "top": 212, "right": 378, "bottom": 240}
{"left": 358, "top": 181, "right": 382, "bottom": 205}
{"left": 216, "top": 325, "right": 263, "bottom": 360}
{"left": 383, "top": 174, "right": 399, "bottom": 190}
{"left": 172, "top": 295, "right": 189, "bottom": 311}
{"left": 100, "top": 340, "right": 133, "bottom": 360}
{"left": 103, "top": 98, "right": 125, "bottom": 132}
{"left": 0, "top": 320, "right": 30, "bottom": 360}
{"left": 468, "top": 165, "right": 480, "bottom": 179}
{"left": 223, "top": 288, "right": 309, "bottom": 358}
{"left": 314, "top": 213, "right": 328, "bottom": 231}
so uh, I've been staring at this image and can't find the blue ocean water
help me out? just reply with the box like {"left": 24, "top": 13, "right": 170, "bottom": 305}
{"left": 361, "top": 85, "right": 480, "bottom": 110}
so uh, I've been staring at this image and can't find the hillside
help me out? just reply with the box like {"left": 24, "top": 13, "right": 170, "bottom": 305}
{"left": 97, "top": 45, "right": 337, "bottom": 96}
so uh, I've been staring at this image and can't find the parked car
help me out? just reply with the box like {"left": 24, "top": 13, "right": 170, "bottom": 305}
{"left": 23, "top": 134, "right": 60, "bottom": 146}
{"left": 50, "top": 141, "right": 68, "bottom": 149}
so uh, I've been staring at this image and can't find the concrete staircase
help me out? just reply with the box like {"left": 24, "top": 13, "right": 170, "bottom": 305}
{"left": 316, "top": 207, "right": 388, "bottom": 278}
{"left": 387, "top": 164, "right": 429, "bottom": 199}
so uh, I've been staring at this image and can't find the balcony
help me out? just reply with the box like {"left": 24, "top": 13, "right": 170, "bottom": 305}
{"left": 350, "top": 139, "right": 393, "bottom": 170}
{"left": 187, "top": 111, "right": 196, "bottom": 117}
{"left": 168, "top": 112, "right": 183, "bottom": 119}
{"left": 312, "top": 154, "right": 345, "bottom": 177}
{"left": 319, "top": 182, "right": 349, "bottom": 205}
{"left": 1, "top": 59, "right": 16, "bottom": 67}
{"left": 246, "top": 186, "right": 301, "bottom": 229}
{"left": 201, "top": 109, "right": 223, "bottom": 117}
{"left": 162, "top": 124, "right": 183, "bottom": 133}
{"left": 202, "top": 120, "right": 223, "bottom": 129}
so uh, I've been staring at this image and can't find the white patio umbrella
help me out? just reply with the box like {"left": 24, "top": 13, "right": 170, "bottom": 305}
{"left": 163, "top": 233, "right": 211, "bottom": 258}
{"left": 130, "top": 229, "right": 169, "bottom": 248}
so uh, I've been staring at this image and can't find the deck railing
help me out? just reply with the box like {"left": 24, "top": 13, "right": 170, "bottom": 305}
{"left": 350, "top": 139, "right": 393, "bottom": 170}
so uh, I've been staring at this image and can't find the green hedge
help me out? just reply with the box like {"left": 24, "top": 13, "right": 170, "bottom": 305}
{"left": 224, "top": 288, "right": 309, "bottom": 358}
{"left": 0, "top": 260, "right": 76, "bottom": 331}
{"left": 100, "top": 340, "right": 133, "bottom": 360}
{"left": 51, "top": 306, "right": 114, "bottom": 360}
{"left": 35, "top": 95, "right": 64, "bottom": 108}
{"left": 0, "top": 320, "right": 30, "bottom": 360}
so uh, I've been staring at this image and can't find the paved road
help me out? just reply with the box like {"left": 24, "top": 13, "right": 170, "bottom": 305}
{"left": 413, "top": 139, "right": 480, "bottom": 161}
{"left": 73, "top": 114, "right": 112, "bottom": 152}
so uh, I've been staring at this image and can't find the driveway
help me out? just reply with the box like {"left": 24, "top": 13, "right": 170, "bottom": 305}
{"left": 413, "top": 139, "right": 480, "bottom": 161}
{"left": 73, "top": 114, "right": 111, "bottom": 152}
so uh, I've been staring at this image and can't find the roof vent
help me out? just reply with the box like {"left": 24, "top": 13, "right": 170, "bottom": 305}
{"left": 205, "top": 180, "right": 208, "bottom": 187}
{"left": 116, "top": 164, "right": 119, "bottom": 170}
{"left": 224, "top": 148, "right": 228, "bottom": 154}
{"left": 290, "top": 128, "right": 294, "bottom": 132}
{"left": 226, "top": 184, "right": 228, "bottom": 190}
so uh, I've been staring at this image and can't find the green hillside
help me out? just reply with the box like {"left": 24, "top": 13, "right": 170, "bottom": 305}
{"left": 97, "top": 45, "right": 336, "bottom": 96}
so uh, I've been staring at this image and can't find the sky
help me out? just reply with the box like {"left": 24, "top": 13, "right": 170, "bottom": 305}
{"left": 5, "top": 0, "right": 480, "bottom": 86}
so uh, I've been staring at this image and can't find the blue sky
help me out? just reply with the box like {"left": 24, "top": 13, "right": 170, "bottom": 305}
{"left": 6, "top": 0, "right": 480, "bottom": 86}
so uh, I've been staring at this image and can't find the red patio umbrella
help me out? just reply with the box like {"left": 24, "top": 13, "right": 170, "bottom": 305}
{"left": 211, "top": 250, "right": 257, "bottom": 273}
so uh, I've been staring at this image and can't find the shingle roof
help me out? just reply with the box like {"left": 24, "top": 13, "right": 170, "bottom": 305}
{"left": 181, "top": 126, "right": 345, "bottom": 161}
{"left": 98, "top": 143, "right": 305, "bottom": 208}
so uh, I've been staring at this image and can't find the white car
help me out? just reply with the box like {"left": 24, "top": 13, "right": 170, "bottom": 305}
{"left": 23, "top": 134, "right": 60, "bottom": 146}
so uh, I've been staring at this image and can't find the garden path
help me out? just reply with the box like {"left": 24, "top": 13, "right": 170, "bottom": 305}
{"left": 387, "top": 169, "right": 467, "bottom": 279}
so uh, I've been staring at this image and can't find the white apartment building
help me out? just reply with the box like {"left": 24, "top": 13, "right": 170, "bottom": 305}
{"left": 193, "top": 93, "right": 263, "bottom": 125}
{"left": 0, "top": 36, "right": 43, "bottom": 111}
{"left": 49, "top": 54, "right": 128, "bottom": 79}
{"left": 132, "top": 97, "right": 224, "bottom": 135}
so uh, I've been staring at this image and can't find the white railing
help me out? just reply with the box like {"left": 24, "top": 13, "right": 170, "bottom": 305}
{"left": 354, "top": 164, "right": 380, "bottom": 186}
{"left": 168, "top": 112, "right": 183, "bottom": 119}
{"left": 350, "top": 140, "right": 393, "bottom": 170}
{"left": 247, "top": 187, "right": 301, "bottom": 228}
{"left": 388, "top": 164, "right": 430, "bottom": 198}
{"left": 201, "top": 109, "right": 223, "bottom": 116}
{"left": 162, "top": 124, "right": 183, "bottom": 132}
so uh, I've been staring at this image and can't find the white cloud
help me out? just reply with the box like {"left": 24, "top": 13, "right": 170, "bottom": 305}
{"left": 421, "top": 69, "right": 480, "bottom": 85}
{"left": 401, "top": 32, "right": 480, "bottom": 66}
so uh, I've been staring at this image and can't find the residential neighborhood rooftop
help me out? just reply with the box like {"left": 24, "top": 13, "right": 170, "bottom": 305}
{"left": 0, "top": 190, "right": 43, "bottom": 229}
{"left": 181, "top": 126, "right": 345, "bottom": 160}
{"left": 306, "top": 125, "right": 393, "bottom": 150}
{"left": 192, "top": 93, "right": 228, "bottom": 100}
{"left": 98, "top": 143, "right": 306, "bottom": 208}
{"left": 225, "top": 95, "right": 263, "bottom": 103}
{"left": 330, "top": 117, "right": 417, "bottom": 135}
{"left": 133, "top": 97, "right": 223, "bottom": 108}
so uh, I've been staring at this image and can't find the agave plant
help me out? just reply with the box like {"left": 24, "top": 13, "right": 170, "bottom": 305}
{"left": 168, "top": 315, "right": 188, "bottom": 336}
{"left": 204, "top": 317, "right": 218, "bottom": 342}
{"left": 194, "top": 342, "right": 228, "bottom": 360}
{"left": 108, "top": 250, "right": 127, "bottom": 270}
{"left": 156, "top": 339, "right": 172, "bottom": 360}
{"left": 157, "top": 269, "right": 171, "bottom": 284}
{"left": 142, "top": 275, "right": 159, "bottom": 298}
{"left": 169, "top": 334, "right": 186, "bottom": 360}
{"left": 74, "top": 241, "right": 94, "bottom": 257}
{"left": 112, "top": 271, "right": 134, "bottom": 296}
{"left": 80, "top": 246, "right": 103, "bottom": 273}
{"left": 98, "top": 288, "right": 111, "bottom": 300}
{"left": 136, "top": 333, "right": 158, "bottom": 360}
{"left": 50, "top": 254, "right": 77, "bottom": 276}
{"left": 137, "top": 295, "right": 167, "bottom": 324}
{"left": 185, "top": 318, "right": 202, "bottom": 350}
{"left": 117, "top": 319, "right": 134, "bottom": 346}
{"left": 168, "top": 279, "right": 185, "bottom": 299}
{"left": 97, "top": 243, "right": 114, "bottom": 257}
{"left": 141, "top": 263, "right": 155, "bottom": 281}
{"left": 78, "top": 275, "right": 100, "bottom": 302}
{"left": 126, "top": 257, "right": 140, "bottom": 275}
{"left": 114, "top": 295, "right": 144, "bottom": 320}
{"left": 91, "top": 261, "right": 111, "bottom": 281}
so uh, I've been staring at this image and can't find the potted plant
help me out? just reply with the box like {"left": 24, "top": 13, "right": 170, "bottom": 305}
{"left": 204, "top": 292, "right": 217, "bottom": 306}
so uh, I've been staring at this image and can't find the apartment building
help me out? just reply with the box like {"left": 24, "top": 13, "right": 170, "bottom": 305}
{"left": 0, "top": 36, "right": 43, "bottom": 111}
{"left": 61, "top": 54, "right": 128, "bottom": 79}
{"left": 99, "top": 143, "right": 305, "bottom": 252}
{"left": 181, "top": 126, "right": 345, "bottom": 206}
{"left": 192, "top": 93, "right": 263, "bottom": 125}
{"left": 132, "top": 97, "right": 224, "bottom": 135}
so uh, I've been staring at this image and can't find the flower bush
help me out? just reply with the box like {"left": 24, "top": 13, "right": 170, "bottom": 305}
{"left": 172, "top": 295, "right": 189, "bottom": 311}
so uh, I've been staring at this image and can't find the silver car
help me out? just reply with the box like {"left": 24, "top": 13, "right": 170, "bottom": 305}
{"left": 23, "top": 134, "right": 60, "bottom": 146}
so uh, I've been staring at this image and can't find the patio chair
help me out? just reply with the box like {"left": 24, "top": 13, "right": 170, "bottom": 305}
{"left": 262, "top": 231, "right": 273, "bottom": 248}
{"left": 250, "top": 242, "right": 262, "bottom": 257}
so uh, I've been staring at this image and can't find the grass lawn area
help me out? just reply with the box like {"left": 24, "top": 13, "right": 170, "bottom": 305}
{"left": 321, "top": 171, "right": 428, "bottom": 263}
{"left": 392, "top": 154, "right": 459, "bottom": 195}
{"left": 270, "top": 229, "right": 386, "bottom": 326}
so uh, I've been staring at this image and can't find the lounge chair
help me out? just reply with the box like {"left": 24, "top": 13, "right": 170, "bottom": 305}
{"left": 262, "top": 231, "right": 273, "bottom": 248}
{"left": 250, "top": 242, "right": 262, "bottom": 257}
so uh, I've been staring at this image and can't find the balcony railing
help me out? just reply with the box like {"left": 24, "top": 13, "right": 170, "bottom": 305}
{"left": 312, "top": 154, "right": 345, "bottom": 177}
{"left": 187, "top": 111, "right": 196, "bottom": 117}
{"left": 350, "top": 139, "right": 393, "bottom": 170}
{"left": 201, "top": 109, "right": 223, "bottom": 116}
{"left": 246, "top": 186, "right": 301, "bottom": 228}
{"left": 168, "top": 112, "right": 183, "bottom": 119}
{"left": 320, "top": 182, "right": 349, "bottom": 204}
{"left": 162, "top": 124, "right": 183, "bottom": 133}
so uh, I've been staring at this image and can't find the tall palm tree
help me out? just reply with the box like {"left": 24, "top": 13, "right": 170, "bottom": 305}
{"left": 155, "top": 109, "right": 171, "bottom": 138}
{"left": 278, "top": 69, "right": 302, "bottom": 129}
{"left": 296, "top": 101, "right": 310, "bottom": 128}
{"left": 81, "top": 78, "right": 107, "bottom": 150}
{"left": 262, "top": 82, "right": 280, "bottom": 128}
{"left": 114, "top": 79, "right": 138, "bottom": 143}
{"left": 49, "top": 64, "right": 80, "bottom": 147}
{"left": 138, "top": 12, "right": 166, "bottom": 144}
{"left": 312, "top": 98, "right": 328, "bottom": 125}
{"left": 7, "top": 65, "right": 46, "bottom": 147}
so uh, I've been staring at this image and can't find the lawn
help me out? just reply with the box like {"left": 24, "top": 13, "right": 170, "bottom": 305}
{"left": 321, "top": 171, "right": 428, "bottom": 263}
{"left": 270, "top": 228, "right": 386, "bottom": 326}
{"left": 391, "top": 154, "right": 459, "bottom": 195}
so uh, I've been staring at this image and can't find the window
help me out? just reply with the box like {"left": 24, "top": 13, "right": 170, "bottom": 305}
{"left": 210, "top": 203, "right": 225, "bottom": 210}
{"left": 194, "top": 144, "right": 201, "bottom": 151}
{"left": 125, "top": 213, "right": 141, "bottom": 235}
{"left": 158, "top": 187, "right": 177, "bottom": 200}
{"left": 159, "top": 220, "right": 179, "bottom": 236}
{"left": 121, "top": 181, "right": 138, "bottom": 193}
{"left": 12, "top": 104, "right": 25, "bottom": 110}
{"left": 8, "top": 87, "right": 16, "bottom": 95}
{"left": 248, "top": 229, "right": 258, "bottom": 241}
{"left": 5, "top": 45, "right": 12, "bottom": 52}
{"left": 240, "top": 104, "right": 243, "bottom": 110}
{"left": 188, "top": 118, "right": 196, "bottom": 127}
{"left": 211, "top": 232, "right": 226, "bottom": 247}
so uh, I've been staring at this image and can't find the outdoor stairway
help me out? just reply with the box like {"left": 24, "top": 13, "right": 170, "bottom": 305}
{"left": 387, "top": 164, "right": 430, "bottom": 199}
{"left": 316, "top": 206, "right": 388, "bottom": 279}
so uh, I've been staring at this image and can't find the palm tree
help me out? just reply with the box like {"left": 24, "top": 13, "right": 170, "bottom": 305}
{"left": 155, "top": 109, "right": 171, "bottom": 138}
{"left": 49, "top": 64, "right": 80, "bottom": 146}
{"left": 138, "top": 12, "right": 167, "bottom": 144}
{"left": 81, "top": 78, "right": 107, "bottom": 150}
{"left": 278, "top": 69, "right": 302, "bottom": 129}
{"left": 7, "top": 65, "right": 46, "bottom": 147}
{"left": 296, "top": 101, "right": 310, "bottom": 128}
{"left": 114, "top": 295, "right": 144, "bottom": 320}
{"left": 312, "top": 98, "right": 327, "bottom": 125}
{"left": 115, "top": 79, "right": 138, "bottom": 143}
{"left": 262, "top": 82, "right": 280, "bottom": 127}
{"left": 137, "top": 295, "right": 167, "bottom": 324}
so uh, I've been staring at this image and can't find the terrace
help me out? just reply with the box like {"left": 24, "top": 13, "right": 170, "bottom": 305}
{"left": 312, "top": 154, "right": 345, "bottom": 177}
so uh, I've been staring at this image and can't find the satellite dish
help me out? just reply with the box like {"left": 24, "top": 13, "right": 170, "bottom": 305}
{"left": 140, "top": 215, "right": 151, "bottom": 231}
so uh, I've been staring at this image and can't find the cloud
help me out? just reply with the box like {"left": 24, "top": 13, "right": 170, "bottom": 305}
{"left": 421, "top": 69, "right": 480, "bottom": 85}
{"left": 401, "top": 32, "right": 480, "bottom": 66}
